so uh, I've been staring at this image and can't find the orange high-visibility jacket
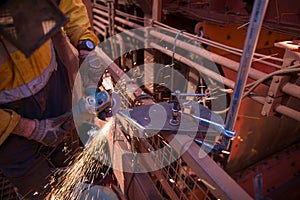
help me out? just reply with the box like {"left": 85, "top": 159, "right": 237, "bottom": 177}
{"left": 0, "top": 0, "right": 99, "bottom": 145}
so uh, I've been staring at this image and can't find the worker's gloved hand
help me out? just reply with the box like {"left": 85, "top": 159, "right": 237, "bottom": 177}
{"left": 29, "top": 112, "right": 74, "bottom": 147}
{"left": 79, "top": 51, "right": 106, "bottom": 89}
{"left": 73, "top": 88, "right": 112, "bottom": 123}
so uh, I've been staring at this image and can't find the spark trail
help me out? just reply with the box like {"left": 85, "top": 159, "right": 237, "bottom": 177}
{"left": 48, "top": 118, "right": 114, "bottom": 200}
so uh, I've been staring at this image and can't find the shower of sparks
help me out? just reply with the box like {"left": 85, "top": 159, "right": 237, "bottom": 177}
{"left": 47, "top": 118, "right": 115, "bottom": 200}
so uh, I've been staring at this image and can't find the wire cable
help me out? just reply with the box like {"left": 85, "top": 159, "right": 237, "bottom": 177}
{"left": 243, "top": 64, "right": 300, "bottom": 98}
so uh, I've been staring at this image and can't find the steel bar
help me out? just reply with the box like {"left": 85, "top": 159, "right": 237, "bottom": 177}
{"left": 107, "top": 1, "right": 113, "bottom": 37}
{"left": 93, "top": 7, "right": 109, "bottom": 18}
{"left": 115, "top": 16, "right": 143, "bottom": 29}
{"left": 225, "top": 0, "right": 270, "bottom": 132}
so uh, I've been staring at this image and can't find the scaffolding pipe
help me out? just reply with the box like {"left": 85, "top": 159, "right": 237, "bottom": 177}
{"left": 281, "top": 82, "right": 300, "bottom": 100}
{"left": 93, "top": 7, "right": 143, "bottom": 28}
{"left": 93, "top": 26, "right": 105, "bottom": 36}
{"left": 149, "top": 42, "right": 235, "bottom": 88}
{"left": 275, "top": 104, "right": 300, "bottom": 121}
{"left": 93, "top": 15, "right": 108, "bottom": 28}
{"left": 115, "top": 26, "right": 145, "bottom": 42}
{"left": 149, "top": 30, "right": 267, "bottom": 81}
{"left": 153, "top": 21, "right": 284, "bottom": 63}
{"left": 248, "top": 96, "right": 300, "bottom": 122}
{"left": 115, "top": 16, "right": 143, "bottom": 28}
{"left": 225, "top": 0, "right": 270, "bottom": 133}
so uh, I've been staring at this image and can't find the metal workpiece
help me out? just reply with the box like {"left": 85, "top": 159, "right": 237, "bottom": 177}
{"left": 116, "top": 109, "right": 146, "bottom": 138}
{"left": 116, "top": 101, "right": 227, "bottom": 136}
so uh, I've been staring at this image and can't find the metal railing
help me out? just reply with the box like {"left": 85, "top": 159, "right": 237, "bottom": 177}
{"left": 90, "top": 1, "right": 299, "bottom": 200}
{"left": 91, "top": 2, "right": 300, "bottom": 122}
{"left": 147, "top": 136, "right": 216, "bottom": 200}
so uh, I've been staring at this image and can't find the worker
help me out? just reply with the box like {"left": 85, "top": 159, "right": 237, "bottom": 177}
{"left": 0, "top": 0, "right": 99, "bottom": 199}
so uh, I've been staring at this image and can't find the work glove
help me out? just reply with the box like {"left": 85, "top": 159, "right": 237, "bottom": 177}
{"left": 79, "top": 51, "right": 106, "bottom": 89}
{"left": 73, "top": 88, "right": 112, "bottom": 123}
{"left": 29, "top": 112, "right": 74, "bottom": 147}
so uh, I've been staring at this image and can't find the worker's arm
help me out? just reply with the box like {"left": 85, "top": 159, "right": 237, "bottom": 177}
{"left": 0, "top": 110, "right": 74, "bottom": 147}
{"left": 0, "top": 109, "right": 21, "bottom": 146}
{"left": 58, "top": 0, "right": 99, "bottom": 47}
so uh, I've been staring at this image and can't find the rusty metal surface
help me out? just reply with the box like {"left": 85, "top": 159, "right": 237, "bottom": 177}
{"left": 232, "top": 142, "right": 300, "bottom": 198}
{"left": 163, "top": 0, "right": 300, "bottom": 37}
{"left": 226, "top": 92, "right": 300, "bottom": 173}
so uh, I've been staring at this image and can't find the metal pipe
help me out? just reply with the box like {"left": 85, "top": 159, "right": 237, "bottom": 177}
{"left": 107, "top": 27, "right": 300, "bottom": 122}
{"left": 93, "top": 7, "right": 300, "bottom": 101}
{"left": 93, "top": 7, "right": 143, "bottom": 28}
{"left": 275, "top": 104, "right": 300, "bottom": 121}
{"left": 107, "top": 1, "right": 113, "bottom": 37}
{"left": 115, "top": 16, "right": 143, "bottom": 28}
{"left": 93, "top": 18, "right": 107, "bottom": 29}
{"left": 149, "top": 30, "right": 267, "bottom": 81}
{"left": 115, "top": 26, "right": 145, "bottom": 42}
{"left": 281, "top": 82, "right": 300, "bottom": 100}
{"left": 149, "top": 29, "right": 300, "bottom": 101}
{"left": 225, "top": 0, "right": 270, "bottom": 132}
{"left": 150, "top": 42, "right": 236, "bottom": 89}
{"left": 93, "top": 8, "right": 300, "bottom": 100}
{"left": 248, "top": 94, "right": 300, "bottom": 122}
{"left": 153, "top": 21, "right": 283, "bottom": 63}
{"left": 93, "top": 26, "right": 105, "bottom": 37}
{"left": 93, "top": 7, "right": 108, "bottom": 18}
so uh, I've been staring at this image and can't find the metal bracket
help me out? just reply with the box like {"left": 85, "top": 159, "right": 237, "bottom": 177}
{"left": 261, "top": 75, "right": 290, "bottom": 117}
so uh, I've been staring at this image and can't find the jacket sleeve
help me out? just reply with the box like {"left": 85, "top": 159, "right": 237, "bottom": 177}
{"left": 59, "top": 0, "right": 99, "bottom": 47}
{"left": 0, "top": 109, "right": 21, "bottom": 145}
